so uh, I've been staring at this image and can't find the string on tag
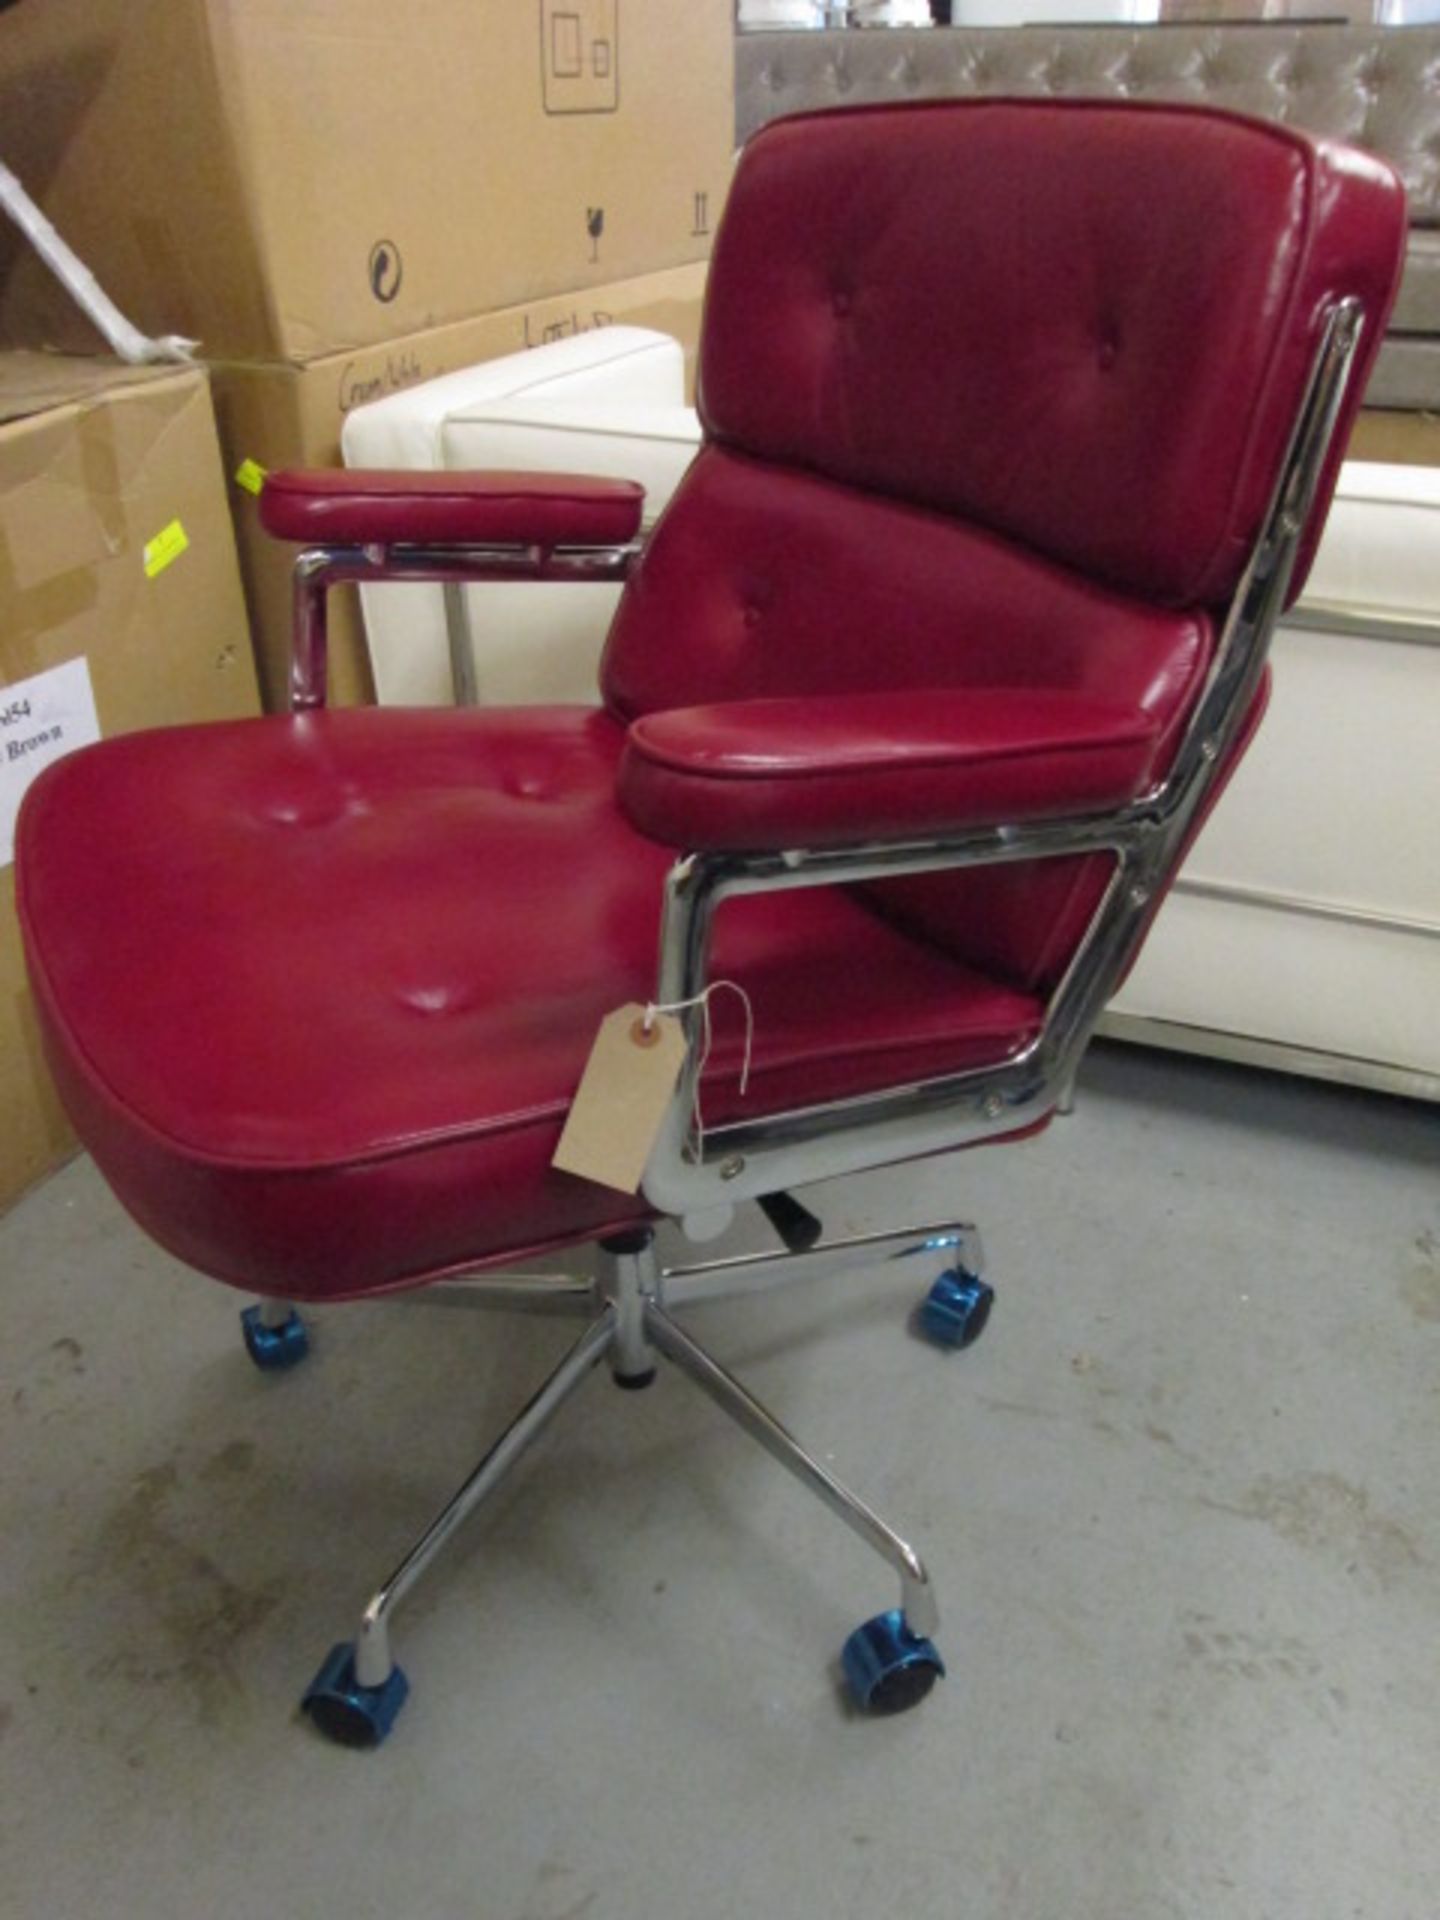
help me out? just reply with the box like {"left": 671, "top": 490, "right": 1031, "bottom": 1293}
{"left": 642, "top": 979, "right": 754, "bottom": 1158}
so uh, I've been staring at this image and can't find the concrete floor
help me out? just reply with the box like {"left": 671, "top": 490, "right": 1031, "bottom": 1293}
{"left": 0, "top": 1043, "right": 1436, "bottom": 1919}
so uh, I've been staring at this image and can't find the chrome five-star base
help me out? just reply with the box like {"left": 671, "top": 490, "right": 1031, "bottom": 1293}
{"left": 270, "top": 1217, "right": 984, "bottom": 1747}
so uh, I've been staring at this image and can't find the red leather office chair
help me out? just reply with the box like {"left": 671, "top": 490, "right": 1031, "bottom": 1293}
{"left": 16, "top": 101, "right": 1404, "bottom": 1746}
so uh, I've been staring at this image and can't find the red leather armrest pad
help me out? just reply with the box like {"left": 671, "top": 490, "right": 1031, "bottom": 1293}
{"left": 259, "top": 469, "right": 645, "bottom": 547}
{"left": 619, "top": 690, "right": 1162, "bottom": 852}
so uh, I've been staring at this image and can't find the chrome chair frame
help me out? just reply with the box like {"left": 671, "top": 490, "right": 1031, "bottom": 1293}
{"left": 642, "top": 298, "right": 1366, "bottom": 1212}
{"left": 287, "top": 538, "right": 644, "bottom": 712}
{"left": 262, "top": 297, "right": 1364, "bottom": 1737}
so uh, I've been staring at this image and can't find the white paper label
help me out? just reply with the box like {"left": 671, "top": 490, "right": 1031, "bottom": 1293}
{"left": 0, "top": 657, "right": 102, "bottom": 867}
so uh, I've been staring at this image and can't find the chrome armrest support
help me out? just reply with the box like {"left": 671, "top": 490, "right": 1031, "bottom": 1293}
{"left": 640, "top": 298, "right": 1367, "bottom": 1215}
{"left": 288, "top": 536, "right": 646, "bottom": 712}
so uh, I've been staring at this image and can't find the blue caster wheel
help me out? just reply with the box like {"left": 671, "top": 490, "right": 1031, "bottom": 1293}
{"left": 842, "top": 1608, "right": 945, "bottom": 1714}
{"left": 301, "top": 1642, "right": 409, "bottom": 1749}
{"left": 240, "top": 1303, "right": 309, "bottom": 1371}
{"left": 917, "top": 1266, "right": 994, "bottom": 1351}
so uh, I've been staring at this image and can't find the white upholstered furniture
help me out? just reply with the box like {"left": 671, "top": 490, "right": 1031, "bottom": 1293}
{"left": 1105, "top": 461, "right": 1440, "bottom": 1099}
{"left": 340, "top": 328, "right": 698, "bottom": 706}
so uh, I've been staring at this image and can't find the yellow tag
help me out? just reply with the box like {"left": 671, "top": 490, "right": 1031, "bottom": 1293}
{"left": 552, "top": 1003, "right": 688, "bottom": 1194}
{"left": 142, "top": 519, "right": 189, "bottom": 579}
{"left": 235, "top": 458, "right": 268, "bottom": 496}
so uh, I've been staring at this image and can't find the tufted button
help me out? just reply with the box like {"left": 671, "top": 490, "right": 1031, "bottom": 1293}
{"left": 832, "top": 288, "right": 852, "bottom": 318}
{"left": 1172, "top": 48, "right": 1206, "bottom": 93}
{"left": 502, "top": 771, "right": 556, "bottom": 801}
{"left": 261, "top": 794, "right": 369, "bottom": 830}
{"left": 395, "top": 983, "right": 474, "bottom": 1018}
{"left": 1097, "top": 333, "right": 1119, "bottom": 373}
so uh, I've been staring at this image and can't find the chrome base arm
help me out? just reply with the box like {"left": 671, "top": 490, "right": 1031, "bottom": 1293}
{"left": 353, "top": 1309, "right": 615, "bottom": 1688}
{"left": 644, "top": 1300, "right": 938, "bottom": 1639}
{"left": 390, "top": 1221, "right": 979, "bottom": 1317}
{"left": 658, "top": 1220, "right": 980, "bottom": 1308}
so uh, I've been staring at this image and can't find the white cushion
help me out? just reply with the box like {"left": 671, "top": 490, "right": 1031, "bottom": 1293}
{"left": 1112, "top": 457, "right": 1440, "bottom": 1079}
{"left": 340, "top": 329, "right": 699, "bottom": 707}
{"left": 439, "top": 402, "right": 700, "bottom": 705}
{"left": 1301, "top": 459, "right": 1440, "bottom": 617}
{"left": 442, "top": 401, "right": 699, "bottom": 534}
{"left": 737, "top": 3, "right": 825, "bottom": 26}
{"left": 340, "top": 327, "right": 686, "bottom": 470}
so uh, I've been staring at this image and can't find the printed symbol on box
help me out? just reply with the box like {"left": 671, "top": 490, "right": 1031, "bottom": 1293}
{"left": 692, "top": 191, "right": 709, "bottom": 238}
{"left": 587, "top": 207, "right": 604, "bottom": 263}
{"left": 552, "top": 11, "right": 582, "bottom": 75}
{"left": 368, "top": 240, "right": 403, "bottom": 304}
{"left": 541, "top": 0, "right": 619, "bottom": 115}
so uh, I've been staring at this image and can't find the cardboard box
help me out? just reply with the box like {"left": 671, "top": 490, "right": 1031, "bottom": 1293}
{"left": 0, "top": 0, "right": 733, "bottom": 365}
{"left": 1347, "top": 408, "right": 1440, "bottom": 468}
{"left": 212, "top": 261, "right": 710, "bottom": 710}
{"left": 1, "top": 354, "right": 260, "bottom": 1211}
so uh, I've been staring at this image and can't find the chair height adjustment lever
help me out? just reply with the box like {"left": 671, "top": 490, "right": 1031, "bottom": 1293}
{"left": 757, "top": 1191, "right": 824, "bottom": 1254}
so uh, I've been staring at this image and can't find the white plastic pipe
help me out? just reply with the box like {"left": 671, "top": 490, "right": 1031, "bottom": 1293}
{"left": 0, "top": 160, "right": 196, "bottom": 365}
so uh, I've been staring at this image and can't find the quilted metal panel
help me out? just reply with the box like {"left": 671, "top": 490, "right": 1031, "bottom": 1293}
{"left": 1392, "top": 229, "right": 1440, "bottom": 330}
{"left": 1363, "top": 334, "right": 1440, "bottom": 407}
{"left": 735, "top": 26, "right": 1440, "bottom": 223}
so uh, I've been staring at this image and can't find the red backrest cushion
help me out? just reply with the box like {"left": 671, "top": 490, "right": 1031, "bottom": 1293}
{"left": 604, "top": 445, "right": 1211, "bottom": 731}
{"left": 695, "top": 99, "right": 1405, "bottom": 610}
{"left": 601, "top": 101, "right": 1405, "bottom": 989}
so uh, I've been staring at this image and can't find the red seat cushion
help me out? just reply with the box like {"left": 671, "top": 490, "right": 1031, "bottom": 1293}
{"left": 18, "top": 709, "right": 1044, "bottom": 1300}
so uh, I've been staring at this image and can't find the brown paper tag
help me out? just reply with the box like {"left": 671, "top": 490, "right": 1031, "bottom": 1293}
{"left": 552, "top": 1003, "right": 689, "bottom": 1194}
